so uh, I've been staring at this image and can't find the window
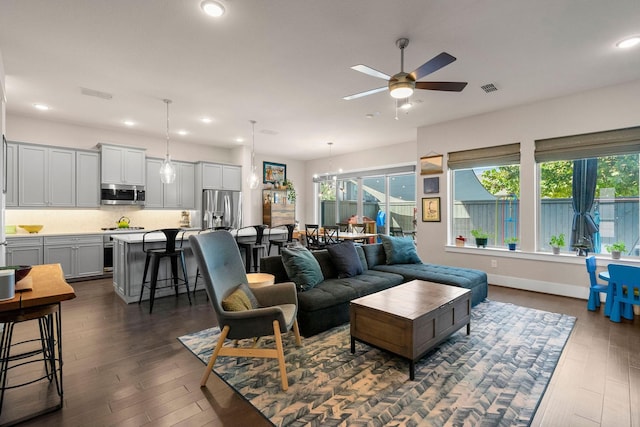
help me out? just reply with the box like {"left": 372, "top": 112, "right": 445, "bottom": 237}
{"left": 449, "top": 144, "right": 521, "bottom": 247}
{"left": 536, "top": 126, "right": 640, "bottom": 256}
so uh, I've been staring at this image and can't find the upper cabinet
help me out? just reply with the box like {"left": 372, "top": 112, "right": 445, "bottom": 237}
{"left": 197, "top": 163, "right": 241, "bottom": 191}
{"left": 18, "top": 144, "right": 76, "bottom": 207}
{"left": 4, "top": 141, "right": 18, "bottom": 207}
{"left": 99, "top": 144, "right": 145, "bottom": 186}
{"left": 76, "top": 150, "right": 100, "bottom": 207}
{"left": 145, "top": 158, "right": 195, "bottom": 209}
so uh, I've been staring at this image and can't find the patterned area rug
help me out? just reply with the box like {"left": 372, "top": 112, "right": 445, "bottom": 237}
{"left": 178, "top": 300, "right": 575, "bottom": 426}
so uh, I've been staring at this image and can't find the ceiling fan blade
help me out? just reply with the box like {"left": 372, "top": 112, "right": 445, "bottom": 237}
{"left": 343, "top": 86, "right": 388, "bottom": 100}
{"left": 415, "top": 81, "right": 468, "bottom": 92}
{"left": 350, "top": 65, "right": 391, "bottom": 80}
{"left": 409, "top": 52, "right": 457, "bottom": 81}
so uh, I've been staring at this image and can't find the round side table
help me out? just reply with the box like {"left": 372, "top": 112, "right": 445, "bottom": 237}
{"left": 246, "top": 273, "right": 275, "bottom": 289}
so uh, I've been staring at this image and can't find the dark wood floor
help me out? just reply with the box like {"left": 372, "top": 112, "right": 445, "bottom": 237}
{"left": 2, "top": 279, "right": 638, "bottom": 426}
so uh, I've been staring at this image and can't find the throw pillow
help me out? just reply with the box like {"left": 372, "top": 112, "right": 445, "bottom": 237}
{"left": 221, "top": 283, "right": 259, "bottom": 311}
{"left": 380, "top": 234, "right": 422, "bottom": 265}
{"left": 281, "top": 247, "right": 325, "bottom": 291}
{"left": 326, "top": 240, "right": 364, "bottom": 278}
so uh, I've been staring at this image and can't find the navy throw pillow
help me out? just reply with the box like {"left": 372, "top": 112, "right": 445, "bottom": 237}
{"left": 326, "top": 240, "right": 364, "bottom": 278}
{"left": 380, "top": 234, "right": 422, "bottom": 264}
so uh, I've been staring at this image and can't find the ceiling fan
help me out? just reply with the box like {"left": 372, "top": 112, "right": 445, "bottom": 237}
{"left": 343, "top": 38, "right": 468, "bottom": 101}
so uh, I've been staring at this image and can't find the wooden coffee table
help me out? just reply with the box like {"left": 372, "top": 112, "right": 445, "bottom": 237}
{"left": 350, "top": 280, "right": 471, "bottom": 380}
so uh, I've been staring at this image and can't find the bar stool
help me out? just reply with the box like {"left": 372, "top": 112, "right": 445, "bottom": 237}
{"left": 138, "top": 229, "right": 192, "bottom": 313}
{"left": 268, "top": 224, "right": 296, "bottom": 255}
{"left": 236, "top": 225, "right": 268, "bottom": 273}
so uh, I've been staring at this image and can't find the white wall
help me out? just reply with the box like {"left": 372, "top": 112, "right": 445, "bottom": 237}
{"left": 416, "top": 78, "right": 640, "bottom": 299}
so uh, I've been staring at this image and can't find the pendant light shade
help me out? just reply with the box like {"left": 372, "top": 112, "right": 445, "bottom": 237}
{"left": 160, "top": 99, "right": 176, "bottom": 184}
{"left": 247, "top": 120, "right": 260, "bottom": 189}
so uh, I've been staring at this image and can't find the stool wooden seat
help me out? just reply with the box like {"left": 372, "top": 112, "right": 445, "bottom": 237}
{"left": 138, "top": 229, "right": 192, "bottom": 313}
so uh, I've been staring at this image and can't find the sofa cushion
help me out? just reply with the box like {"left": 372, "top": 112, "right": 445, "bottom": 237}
{"left": 380, "top": 234, "right": 422, "bottom": 264}
{"left": 326, "top": 240, "right": 363, "bottom": 278}
{"left": 281, "top": 247, "right": 324, "bottom": 291}
{"left": 221, "top": 283, "right": 258, "bottom": 311}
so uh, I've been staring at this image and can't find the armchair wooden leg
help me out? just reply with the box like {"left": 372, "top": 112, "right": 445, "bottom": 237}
{"left": 273, "top": 320, "right": 288, "bottom": 391}
{"left": 293, "top": 319, "right": 302, "bottom": 347}
{"left": 201, "top": 325, "right": 230, "bottom": 387}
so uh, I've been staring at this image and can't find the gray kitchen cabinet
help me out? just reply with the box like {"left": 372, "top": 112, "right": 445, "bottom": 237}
{"left": 145, "top": 158, "right": 195, "bottom": 209}
{"left": 44, "top": 235, "right": 103, "bottom": 279}
{"left": 18, "top": 144, "right": 76, "bottom": 207}
{"left": 197, "top": 162, "right": 241, "bottom": 190}
{"left": 144, "top": 158, "right": 164, "bottom": 208}
{"left": 99, "top": 143, "right": 145, "bottom": 186}
{"left": 4, "top": 141, "right": 17, "bottom": 207}
{"left": 76, "top": 150, "right": 100, "bottom": 207}
{"left": 6, "top": 236, "right": 44, "bottom": 266}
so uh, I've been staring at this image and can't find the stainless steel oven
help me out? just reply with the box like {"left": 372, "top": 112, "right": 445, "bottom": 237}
{"left": 103, "top": 235, "right": 114, "bottom": 272}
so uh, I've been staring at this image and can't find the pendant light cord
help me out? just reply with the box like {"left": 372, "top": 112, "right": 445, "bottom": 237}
{"left": 164, "top": 99, "right": 172, "bottom": 157}
{"left": 250, "top": 120, "right": 256, "bottom": 169}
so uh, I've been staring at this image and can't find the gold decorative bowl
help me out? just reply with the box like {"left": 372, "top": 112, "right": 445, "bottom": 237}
{"left": 19, "top": 225, "right": 44, "bottom": 234}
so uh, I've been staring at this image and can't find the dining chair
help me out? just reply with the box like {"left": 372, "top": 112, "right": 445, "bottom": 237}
{"left": 305, "top": 224, "right": 324, "bottom": 250}
{"left": 607, "top": 264, "right": 640, "bottom": 322}
{"left": 268, "top": 224, "right": 296, "bottom": 255}
{"left": 336, "top": 223, "right": 349, "bottom": 232}
{"left": 323, "top": 225, "right": 340, "bottom": 245}
{"left": 585, "top": 256, "right": 608, "bottom": 311}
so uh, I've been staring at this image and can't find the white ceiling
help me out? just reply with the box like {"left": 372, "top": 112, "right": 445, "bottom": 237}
{"left": 1, "top": 0, "right": 639, "bottom": 160}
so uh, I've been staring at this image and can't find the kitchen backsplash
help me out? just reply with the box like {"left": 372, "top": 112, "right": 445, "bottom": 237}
{"left": 5, "top": 208, "right": 198, "bottom": 234}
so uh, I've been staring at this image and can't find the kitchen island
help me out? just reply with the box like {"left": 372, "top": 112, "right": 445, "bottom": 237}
{"left": 111, "top": 228, "right": 286, "bottom": 303}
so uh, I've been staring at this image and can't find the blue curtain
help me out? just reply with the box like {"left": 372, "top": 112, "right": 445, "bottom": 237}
{"left": 571, "top": 158, "right": 599, "bottom": 250}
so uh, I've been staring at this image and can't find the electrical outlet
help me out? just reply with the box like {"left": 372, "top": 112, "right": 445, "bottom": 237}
{"left": 491, "top": 259, "right": 497, "bottom": 268}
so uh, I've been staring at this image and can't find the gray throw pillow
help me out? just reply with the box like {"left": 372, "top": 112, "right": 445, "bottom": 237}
{"left": 326, "top": 240, "right": 363, "bottom": 278}
{"left": 380, "top": 234, "right": 422, "bottom": 265}
{"left": 281, "top": 247, "right": 325, "bottom": 291}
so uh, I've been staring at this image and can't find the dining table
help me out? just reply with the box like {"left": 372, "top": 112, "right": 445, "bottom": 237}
{"left": 294, "top": 229, "right": 378, "bottom": 244}
{"left": 0, "top": 264, "right": 76, "bottom": 425}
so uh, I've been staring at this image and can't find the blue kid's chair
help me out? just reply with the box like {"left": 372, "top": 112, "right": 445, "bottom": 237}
{"left": 607, "top": 264, "right": 640, "bottom": 322}
{"left": 586, "top": 256, "right": 608, "bottom": 311}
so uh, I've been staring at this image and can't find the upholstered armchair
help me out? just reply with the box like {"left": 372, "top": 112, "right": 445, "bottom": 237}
{"left": 189, "top": 230, "right": 301, "bottom": 390}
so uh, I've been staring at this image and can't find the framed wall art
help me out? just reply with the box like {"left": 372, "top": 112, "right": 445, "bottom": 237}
{"left": 420, "top": 154, "right": 443, "bottom": 175}
{"left": 263, "top": 161, "right": 286, "bottom": 184}
{"left": 422, "top": 197, "right": 441, "bottom": 222}
{"left": 423, "top": 177, "right": 440, "bottom": 194}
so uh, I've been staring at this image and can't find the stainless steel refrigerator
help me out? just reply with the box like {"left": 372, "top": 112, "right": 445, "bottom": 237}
{"left": 201, "top": 190, "right": 242, "bottom": 230}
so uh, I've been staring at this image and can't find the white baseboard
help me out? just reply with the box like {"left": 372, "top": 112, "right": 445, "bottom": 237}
{"left": 488, "top": 274, "right": 589, "bottom": 301}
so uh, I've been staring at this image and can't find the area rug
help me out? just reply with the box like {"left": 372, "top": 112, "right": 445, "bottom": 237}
{"left": 178, "top": 300, "right": 575, "bottom": 426}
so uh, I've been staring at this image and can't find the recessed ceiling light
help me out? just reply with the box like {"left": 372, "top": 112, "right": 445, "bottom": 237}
{"left": 200, "top": 0, "right": 225, "bottom": 17}
{"left": 616, "top": 35, "right": 640, "bottom": 49}
{"left": 200, "top": 117, "right": 212, "bottom": 124}
{"left": 123, "top": 120, "right": 136, "bottom": 127}
{"left": 177, "top": 130, "right": 188, "bottom": 136}
{"left": 33, "top": 103, "right": 49, "bottom": 111}
{"left": 235, "top": 137, "right": 244, "bottom": 143}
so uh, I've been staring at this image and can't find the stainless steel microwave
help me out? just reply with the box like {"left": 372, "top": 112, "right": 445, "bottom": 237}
{"left": 101, "top": 184, "right": 145, "bottom": 206}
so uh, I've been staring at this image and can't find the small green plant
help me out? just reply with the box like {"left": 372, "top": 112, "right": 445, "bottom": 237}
{"left": 549, "top": 233, "right": 565, "bottom": 248}
{"left": 471, "top": 229, "right": 489, "bottom": 239}
{"left": 605, "top": 241, "right": 626, "bottom": 253}
{"left": 504, "top": 237, "right": 519, "bottom": 244}
{"left": 283, "top": 179, "right": 296, "bottom": 203}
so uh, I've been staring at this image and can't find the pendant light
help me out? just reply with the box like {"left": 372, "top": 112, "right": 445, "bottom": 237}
{"left": 159, "top": 99, "right": 177, "bottom": 184}
{"left": 247, "top": 120, "right": 260, "bottom": 189}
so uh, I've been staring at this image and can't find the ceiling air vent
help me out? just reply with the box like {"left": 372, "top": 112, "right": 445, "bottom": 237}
{"left": 480, "top": 83, "right": 498, "bottom": 93}
{"left": 80, "top": 87, "right": 113, "bottom": 100}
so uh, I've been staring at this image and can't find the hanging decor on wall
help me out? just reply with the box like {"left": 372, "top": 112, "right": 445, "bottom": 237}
{"left": 420, "top": 154, "right": 443, "bottom": 175}
{"left": 422, "top": 197, "right": 441, "bottom": 222}
{"left": 423, "top": 177, "right": 440, "bottom": 194}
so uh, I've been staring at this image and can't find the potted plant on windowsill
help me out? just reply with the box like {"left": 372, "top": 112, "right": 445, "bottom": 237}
{"left": 471, "top": 229, "right": 489, "bottom": 248}
{"left": 505, "top": 237, "right": 518, "bottom": 251}
{"left": 549, "top": 233, "right": 565, "bottom": 255}
{"left": 605, "top": 241, "right": 626, "bottom": 260}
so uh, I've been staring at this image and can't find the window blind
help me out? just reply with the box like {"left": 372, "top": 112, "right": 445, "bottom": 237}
{"left": 535, "top": 126, "right": 640, "bottom": 162}
{"left": 447, "top": 143, "right": 520, "bottom": 170}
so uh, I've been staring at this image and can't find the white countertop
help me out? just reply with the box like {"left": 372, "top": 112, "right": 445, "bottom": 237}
{"left": 110, "top": 228, "right": 287, "bottom": 243}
